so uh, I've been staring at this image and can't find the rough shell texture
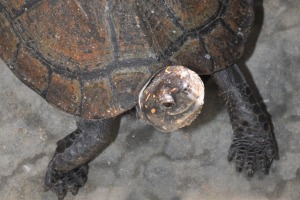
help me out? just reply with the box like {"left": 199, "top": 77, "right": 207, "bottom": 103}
{"left": 0, "top": 0, "right": 254, "bottom": 119}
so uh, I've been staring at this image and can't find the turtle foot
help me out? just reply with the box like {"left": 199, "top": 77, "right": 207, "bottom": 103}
{"left": 44, "top": 164, "right": 89, "bottom": 200}
{"left": 228, "top": 132, "right": 276, "bottom": 177}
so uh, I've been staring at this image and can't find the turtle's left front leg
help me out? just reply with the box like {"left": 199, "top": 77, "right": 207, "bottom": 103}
{"left": 44, "top": 118, "right": 118, "bottom": 199}
{"left": 212, "top": 64, "right": 278, "bottom": 177}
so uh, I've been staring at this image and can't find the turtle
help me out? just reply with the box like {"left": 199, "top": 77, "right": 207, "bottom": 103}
{"left": 0, "top": 0, "right": 278, "bottom": 199}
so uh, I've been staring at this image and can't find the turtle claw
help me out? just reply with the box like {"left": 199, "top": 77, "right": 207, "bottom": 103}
{"left": 228, "top": 150, "right": 234, "bottom": 162}
{"left": 262, "top": 168, "right": 269, "bottom": 175}
{"left": 246, "top": 169, "right": 254, "bottom": 177}
{"left": 70, "top": 185, "right": 79, "bottom": 195}
{"left": 57, "top": 187, "right": 67, "bottom": 200}
{"left": 236, "top": 165, "right": 243, "bottom": 172}
{"left": 44, "top": 164, "right": 89, "bottom": 199}
{"left": 228, "top": 132, "right": 276, "bottom": 177}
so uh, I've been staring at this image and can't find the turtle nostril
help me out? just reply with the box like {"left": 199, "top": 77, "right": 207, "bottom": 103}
{"left": 162, "top": 102, "right": 175, "bottom": 108}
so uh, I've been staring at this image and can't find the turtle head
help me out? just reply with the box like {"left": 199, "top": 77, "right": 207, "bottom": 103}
{"left": 138, "top": 66, "right": 204, "bottom": 132}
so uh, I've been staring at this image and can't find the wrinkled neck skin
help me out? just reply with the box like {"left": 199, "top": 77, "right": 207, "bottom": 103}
{"left": 137, "top": 66, "right": 205, "bottom": 132}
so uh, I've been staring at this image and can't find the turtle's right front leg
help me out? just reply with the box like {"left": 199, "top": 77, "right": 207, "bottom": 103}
{"left": 44, "top": 118, "right": 117, "bottom": 200}
{"left": 212, "top": 64, "right": 278, "bottom": 177}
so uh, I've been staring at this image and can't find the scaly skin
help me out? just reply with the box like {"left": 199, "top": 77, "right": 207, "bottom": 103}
{"left": 213, "top": 64, "right": 278, "bottom": 176}
{"left": 44, "top": 118, "right": 117, "bottom": 200}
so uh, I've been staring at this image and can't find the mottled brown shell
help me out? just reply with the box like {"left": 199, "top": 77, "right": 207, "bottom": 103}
{"left": 0, "top": 0, "right": 254, "bottom": 119}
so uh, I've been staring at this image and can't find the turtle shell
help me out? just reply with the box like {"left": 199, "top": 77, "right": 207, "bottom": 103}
{"left": 0, "top": 0, "right": 253, "bottom": 119}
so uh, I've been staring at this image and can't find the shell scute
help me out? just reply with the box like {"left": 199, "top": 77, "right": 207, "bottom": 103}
{"left": 111, "top": 0, "right": 153, "bottom": 60}
{"left": 46, "top": 73, "right": 81, "bottom": 115}
{"left": 16, "top": 0, "right": 114, "bottom": 72}
{"left": 0, "top": 11, "right": 19, "bottom": 64}
{"left": 14, "top": 46, "right": 49, "bottom": 93}
{"left": 165, "top": 0, "right": 220, "bottom": 29}
{"left": 81, "top": 78, "right": 122, "bottom": 119}
{"left": 136, "top": 0, "right": 183, "bottom": 53}
{"left": 222, "top": 0, "right": 254, "bottom": 38}
{"left": 112, "top": 67, "right": 152, "bottom": 108}
{"left": 204, "top": 23, "right": 244, "bottom": 71}
{"left": 170, "top": 38, "right": 213, "bottom": 75}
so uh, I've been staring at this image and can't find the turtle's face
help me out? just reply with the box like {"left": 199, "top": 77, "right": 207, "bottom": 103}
{"left": 138, "top": 66, "right": 204, "bottom": 132}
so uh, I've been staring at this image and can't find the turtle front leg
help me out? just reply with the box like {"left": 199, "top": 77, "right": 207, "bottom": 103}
{"left": 212, "top": 64, "right": 278, "bottom": 177}
{"left": 44, "top": 118, "right": 118, "bottom": 200}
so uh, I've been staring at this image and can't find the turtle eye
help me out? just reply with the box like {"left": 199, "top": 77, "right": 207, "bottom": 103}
{"left": 159, "top": 94, "right": 175, "bottom": 108}
{"left": 182, "top": 83, "right": 190, "bottom": 93}
{"left": 162, "top": 101, "right": 175, "bottom": 108}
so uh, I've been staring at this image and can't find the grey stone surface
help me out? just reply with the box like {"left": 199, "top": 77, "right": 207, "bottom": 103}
{"left": 0, "top": 1, "right": 299, "bottom": 199}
